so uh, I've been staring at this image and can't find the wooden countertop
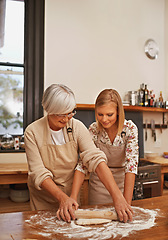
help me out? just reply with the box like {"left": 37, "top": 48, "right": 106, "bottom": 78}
{"left": 0, "top": 163, "right": 28, "bottom": 175}
{"left": 141, "top": 157, "right": 168, "bottom": 166}
{"left": 0, "top": 195, "right": 168, "bottom": 240}
{"left": 0, "top": 163, "right": 28, "bottom": 185}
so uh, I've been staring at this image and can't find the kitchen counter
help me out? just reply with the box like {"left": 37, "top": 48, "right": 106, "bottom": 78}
{"left": 0, "top": 163, "right": 28, "bottom": 185}
{"left": 0, "top": 195, "right": 168, "bottom": 240}
{"left": 0, "top": 162, "right": 89, "bottom": 205}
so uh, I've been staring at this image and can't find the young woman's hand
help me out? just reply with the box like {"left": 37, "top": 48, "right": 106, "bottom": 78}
{"left": 56, "top": 195, "right": 79, "bottom": 223}
{"left": 95, "top": 162, "right": 134, "bottom": 223}
{"left": 113, "top": 194, "right": 134, "bottom": 223}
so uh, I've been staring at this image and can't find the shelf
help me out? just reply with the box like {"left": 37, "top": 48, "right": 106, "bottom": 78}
{"left": 76, "top": 104, "right": 95, "bottom": 110}
{"left": 0, "top": 149, "right": 25, "bottom": 153}
{"left": 0, "top": 197, "right": 30, "bottom": 213}
{"left": 123, "top": 106, "right": 168, "bottom": 113}
{"left": 76, "top": 104, "right": 168, "bottom": 113}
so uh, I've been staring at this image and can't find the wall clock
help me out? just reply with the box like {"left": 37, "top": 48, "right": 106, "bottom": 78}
{"left": 144, "top": 39, "right": 159, "bottom": 60}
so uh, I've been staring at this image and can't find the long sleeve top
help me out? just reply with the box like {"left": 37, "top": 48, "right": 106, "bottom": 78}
{"left": 76, "top": 119, "right": 139, "bottom": 175}
{"left": 24, "top": 116, "right": 107, "bottom": 190}
{"left": 89, "top": 120, "right": 139, "bottom": 174}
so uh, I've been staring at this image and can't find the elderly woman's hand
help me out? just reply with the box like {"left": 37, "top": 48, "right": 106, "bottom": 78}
{"left": 56, "top": 194, "right": 79, "bottom": 223}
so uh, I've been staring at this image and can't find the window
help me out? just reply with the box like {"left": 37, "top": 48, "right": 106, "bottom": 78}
{"left": 0, "top": 65, "right": 24, "bottom": 135}
{"left": 0, "top": 0, "right": 44, "bottom": 151}
{"left": 0, "top": 0, "right": 24, "bottom": 135}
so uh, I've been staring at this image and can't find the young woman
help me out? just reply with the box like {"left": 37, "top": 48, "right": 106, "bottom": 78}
{"left": 88, "top": 89, "right": 139, "bottom": 205}
{"left": 72, "top": 89, "right": 138, "bottom": 221}
{"left": 25, "top": 85, "right": 133, "bottom": 223}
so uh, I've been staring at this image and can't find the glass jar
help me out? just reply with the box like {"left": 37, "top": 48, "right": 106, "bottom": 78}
{"left": 19, "top": 134, "right": 25, "bottom": 150}
{"left": 128, "top": 91, "right": 137, "bottom": 106}
{"left": 1, "top": 133, "right": 14, "bottom": 150}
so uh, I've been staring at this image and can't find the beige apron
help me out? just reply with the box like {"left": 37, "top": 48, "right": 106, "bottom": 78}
{"left": 28, "top": 122, "right": 79, "bottom": 210}
{"left": 89, "top": 133, "right": 125, "bottom": 205}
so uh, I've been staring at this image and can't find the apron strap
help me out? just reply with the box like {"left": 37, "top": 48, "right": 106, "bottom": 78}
{"left": 66, "top": 122, "right": 74, "bottom": 142}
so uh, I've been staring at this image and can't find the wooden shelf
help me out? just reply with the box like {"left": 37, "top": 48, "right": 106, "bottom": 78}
{"left": 76, "top": 104, "right": 95, "bottom": 110}
{"left": 124, "top": 105, "right": 168, "bottom": 113}
{"left": 0, "top": 197, "right": 31, "bottom": 213}
{"left": 76, "top": 104, "right": 168, "bottom": 113}
{"left": 0, "top": 149, "right": 25, "bottom": 153}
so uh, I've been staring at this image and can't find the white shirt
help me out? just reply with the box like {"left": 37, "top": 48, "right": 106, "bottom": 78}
{"left": 50, "top": 128, "right": 65, "bottom": 145}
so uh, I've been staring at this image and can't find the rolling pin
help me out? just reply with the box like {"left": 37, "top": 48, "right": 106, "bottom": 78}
{"left": 75, "top": 209, "right": 118, "bottom": 220}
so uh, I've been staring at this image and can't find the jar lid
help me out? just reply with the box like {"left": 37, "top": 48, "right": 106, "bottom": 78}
{"left": 128, "top": 91, "right": 137, "bottom": 94}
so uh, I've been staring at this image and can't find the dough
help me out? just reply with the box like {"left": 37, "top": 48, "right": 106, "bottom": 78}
{"left": 75, "top": 218, "right": 112, "bottom": 226}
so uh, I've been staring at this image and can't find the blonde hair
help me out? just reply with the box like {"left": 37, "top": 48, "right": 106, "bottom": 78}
{"left": 42, "top": 84, "right": 76, "bottom": 114}
{"left": 95, "top": 89, "right": 125, "bottom": 134}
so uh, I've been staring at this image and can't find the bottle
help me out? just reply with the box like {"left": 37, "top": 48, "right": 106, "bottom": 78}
{"left": 148, "top": 90, "right": 151, "bottom": 107}
{"left": 143, "top": 84, "right": 148, "bottom": 107}
{"left": 152, "top": 93, "right": 155, "bottom": 107}
{"left": 159, "top": 91, "right": 163, "bottom": 108}
{"left": 148, "top": 90, "right": 154, "bottom": 107}
{"left": 138, "top": 83, "right": 144, "bottom": 106}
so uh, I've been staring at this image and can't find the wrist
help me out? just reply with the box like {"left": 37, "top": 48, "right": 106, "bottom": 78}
{"left": 56, "top": 191, "right": 68, "bottom": 203}
{"left": 70, "top": 194, "right": 77, "bottom": 202}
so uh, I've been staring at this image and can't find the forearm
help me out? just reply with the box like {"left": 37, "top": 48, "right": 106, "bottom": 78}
{"left": 70, "top": 170, "right": 85, "bottom": 201}
{"left": 123, "top": 172, "right": 135, "bottom": 205}
{"left": 95, "top": 161, "right": 134, "bottom": 222}
{"left": 41, "top": 178, "right": 79, "bottom": 222}
{"left": 95, "top": 162, "right": 123, "bottom": 201}
{"left": 40, "top": 177, "right": 67, "bottom": 202}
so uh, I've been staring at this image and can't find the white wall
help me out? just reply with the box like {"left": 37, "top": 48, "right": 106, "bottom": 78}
{"left": 44, "top": 0, "right": 167, "bottom": 156}
{"left": 0, "top": 0, "right": 167, "bottom": 163}
{"left": 45, "top": 0, "right": 165, "bottom": 103}
{"left": 166, "top": 0, "right": 168, "bottom": 96}
{"left": 0, "top": 0, "right": 167, "bottom": 164}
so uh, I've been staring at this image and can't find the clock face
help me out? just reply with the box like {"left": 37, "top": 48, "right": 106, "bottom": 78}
{"left": 144, "top": 39, "right": 159, "bottom": 60}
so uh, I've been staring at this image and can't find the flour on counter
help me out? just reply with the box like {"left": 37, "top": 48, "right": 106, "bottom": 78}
{"left": 25, "top": 206, "right": 160, "bottom": 240}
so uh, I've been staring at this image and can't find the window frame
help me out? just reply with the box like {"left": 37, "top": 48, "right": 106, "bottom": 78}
{"left": 24, "top": 0, "right": 44, "bottom": 130}
{"left": 0, "top": 0, "right": 44, "bottom": 151}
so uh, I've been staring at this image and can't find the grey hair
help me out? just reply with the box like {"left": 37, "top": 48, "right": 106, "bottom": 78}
{"left": 42, "top": 84, "right": 76, "bottom": 114}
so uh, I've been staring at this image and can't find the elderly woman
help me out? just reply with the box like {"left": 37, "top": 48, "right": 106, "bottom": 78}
{"left": 25, "top": 84, "right": 133, "bottom": 223}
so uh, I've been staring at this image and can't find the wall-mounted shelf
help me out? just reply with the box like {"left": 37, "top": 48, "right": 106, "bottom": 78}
{"left": 76, "top": 104, "right": 168, "bottom": 130}
{"left": 123, "top": 106, "right": 168, "bottom": 113}
{"left": 76, "top": 104, "right": 95, "bottom": 110}
{"left": 76, "top": 104, "right": 168, "bottom": 113}
{"left": 143, "top": 124, "right": 167, "bottom": 129}
{"left": 0, "top": 149, "right": 25, "bottom": 153}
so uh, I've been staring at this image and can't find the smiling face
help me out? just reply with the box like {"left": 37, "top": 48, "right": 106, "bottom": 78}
{"left": 48, "top": 111, "right": 74, "bottom": 131}
{"left": 96, "top": 103, "right": 118, "bottom": 130}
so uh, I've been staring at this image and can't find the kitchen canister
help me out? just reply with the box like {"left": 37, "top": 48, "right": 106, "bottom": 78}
{"left": 9, "top": 184, "right": 30, "bottom": 203}
{"left": 128, "top": 91, "right": 137, "bottom": 106}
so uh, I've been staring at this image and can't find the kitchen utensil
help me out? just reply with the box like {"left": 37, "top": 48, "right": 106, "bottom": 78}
{"left": 151, "top": 120, "right": 154, "bottom": 137}
{"left": 160, "top": 123, "right": 162, "bottom": 133}
{"left": 75, "top": 209, "right": 118, "bottom": 220}
{"left": 151, "top": 120, "right": 156, "bottom": 141}
{"left": 153, "top": 120, "right": 156, "bottom": 141}
{"left": 145, "top": 120, "right": 147, "bottom": 141}
{"left": 145, "top": 152, "right": 158, "bottom": 159}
